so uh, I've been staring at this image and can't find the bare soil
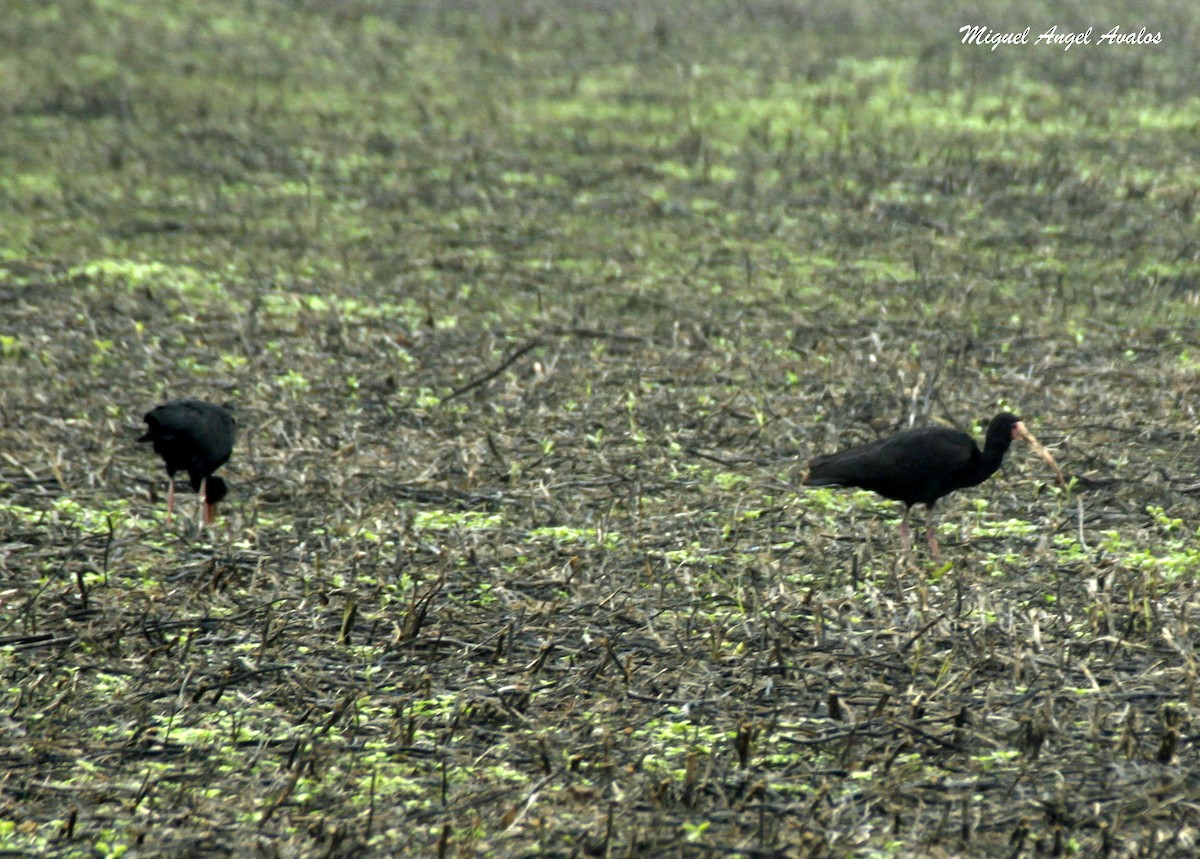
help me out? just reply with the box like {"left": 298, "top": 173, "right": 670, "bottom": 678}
{"left": 2, "top": 2, "right": 1200, "bottom": 856}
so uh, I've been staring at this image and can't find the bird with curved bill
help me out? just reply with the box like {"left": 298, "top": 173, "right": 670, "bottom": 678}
{"left": 138, "top": 398, "right": 236, "bottom": 527}
{"left": 803, "top": 412, "right": 1064, "bottom": 560}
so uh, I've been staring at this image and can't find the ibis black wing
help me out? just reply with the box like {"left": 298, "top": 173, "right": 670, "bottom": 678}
{"left": 805, "top": 426, "right": 978, "bottom": 506}
{"left": 140, "top": 399, "right": 236, "bottom": 479}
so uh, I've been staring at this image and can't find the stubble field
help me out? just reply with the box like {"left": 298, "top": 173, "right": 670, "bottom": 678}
{"left": 2, "top": 1, "right": 1200, "bottom": 856}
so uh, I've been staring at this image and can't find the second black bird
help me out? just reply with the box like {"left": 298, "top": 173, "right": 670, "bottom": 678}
{"left": 138, "top": 398, "right": 236, "bottom": 525}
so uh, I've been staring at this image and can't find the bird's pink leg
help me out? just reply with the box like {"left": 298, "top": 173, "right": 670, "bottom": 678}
{"left": 925, "top": 512, "right": 942, "bottom": 562}
{"left": 900, "top": 506, "right": 912, "bottom": 560}
{"left": 166, "top": 476, "right": 176, "bottom": 525}
{"left": 198, "top": 477, "right": 209, "bottom": 528}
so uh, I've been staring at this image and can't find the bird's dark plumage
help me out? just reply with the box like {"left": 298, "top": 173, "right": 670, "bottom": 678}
{"left": 138, "top": 398, "right": 236, "bottom": 524}
{"left": 806, "top": 413, "right": 1023, "bottom": 506}
{"left": 804, "top": 413, "right": 1059, "bottom": 559}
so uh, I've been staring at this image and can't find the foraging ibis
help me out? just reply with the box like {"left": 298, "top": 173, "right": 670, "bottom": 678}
{"left": 138, "top": 398, "right": 236, "bottom": 525}
{"left": 803, "top": 412, "right": 1064, "bottom": 559}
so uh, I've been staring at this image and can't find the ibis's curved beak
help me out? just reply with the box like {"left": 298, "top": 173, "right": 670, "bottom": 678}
{"left": 1014, "top": 421, "right": 1066, "bottom": 487}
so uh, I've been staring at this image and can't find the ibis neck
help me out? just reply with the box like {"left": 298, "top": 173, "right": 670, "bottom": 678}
{"left": 979, "top": 436, "right": 1013, "bottom": 478}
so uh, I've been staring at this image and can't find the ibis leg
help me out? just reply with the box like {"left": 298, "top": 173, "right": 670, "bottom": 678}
{"left": 899, "top": 506, "right": 912, "bottom": 560}
{"left": 166, "top": 476, "right": 176, "bottom": 525}
{"left": 198, "top": 477, "right": 210, "bottom": 528}
{"left": 925, "top": 508, "right": 942, "bottom": 562}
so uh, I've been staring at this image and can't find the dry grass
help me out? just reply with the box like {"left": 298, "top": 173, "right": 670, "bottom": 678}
{"left": 2, "top": 1, "right": 1200, "bottom": 856}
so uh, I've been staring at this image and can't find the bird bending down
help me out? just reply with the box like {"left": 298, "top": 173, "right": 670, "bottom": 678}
{"left": 138, "top": 398, "right": 236, "bottom": 526}
{"left": 803, "top": 412, "right": 1064, "bottom": 560}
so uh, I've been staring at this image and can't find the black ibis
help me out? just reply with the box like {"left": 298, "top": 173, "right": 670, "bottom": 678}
{"left": 803, "top": 412, "right": 1064, "bottom": 560}
{"left": 138, "top": 398, "right": 236, "bottom": 525}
